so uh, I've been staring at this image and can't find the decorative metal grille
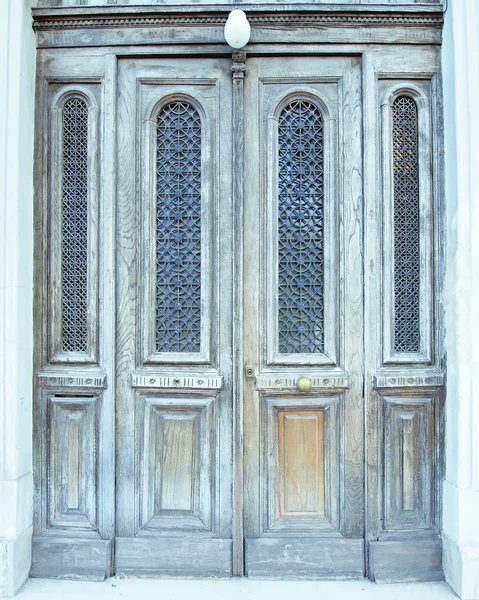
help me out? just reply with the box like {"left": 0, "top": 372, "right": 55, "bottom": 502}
{"left": 61, "top": 97, "right": 89, "bottom": 353}
{"left": 277, "top": 100, "right": 325, "bottom": 354}
{"left": 392, "top": 96, "right": 420, "bottom": 353}
{"left": 155, "top": 101, "right": 202, "bottom": 353}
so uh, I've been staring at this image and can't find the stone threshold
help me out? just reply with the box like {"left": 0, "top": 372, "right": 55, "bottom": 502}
{"left": 16, "top": 578, "right": 457, "bottom": 599}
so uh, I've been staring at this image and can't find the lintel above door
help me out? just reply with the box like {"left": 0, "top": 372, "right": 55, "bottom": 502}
{"left": 32, "top": 3, "right": 443, "bottom": 50}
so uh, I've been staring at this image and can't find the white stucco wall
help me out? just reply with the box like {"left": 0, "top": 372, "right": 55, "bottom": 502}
{"left": 442, "top": 1, "right": 479, "bottom": 598}
{"left": 0, "top": 0, "right": 36, "bottom": 596}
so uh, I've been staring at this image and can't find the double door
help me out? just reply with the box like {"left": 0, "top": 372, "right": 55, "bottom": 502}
{"left": 114, "top": 54, "right": 364, "bottom": 577}
{"left": 33, "top": 46, "right": 443, "bottom": 582}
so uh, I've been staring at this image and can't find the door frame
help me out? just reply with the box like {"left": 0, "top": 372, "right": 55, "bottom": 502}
{"left": 31, "top": 2, "right": 445, "bottom": 582}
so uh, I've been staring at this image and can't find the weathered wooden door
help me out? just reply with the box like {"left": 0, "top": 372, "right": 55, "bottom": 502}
{"left": 114, "top": 57, "right": 235, "bottom": 576}
{"left": 114, "top": 53, "right": 363, "bottom": 578}
{"left": 31, "top": 1, "right": 446, "bottom": 583}
{"left": 242, "top": 55, "right": 364, "bottom": 578}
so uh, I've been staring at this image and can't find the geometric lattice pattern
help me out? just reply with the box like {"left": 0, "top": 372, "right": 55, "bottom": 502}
{"left": 61, "top": 98, "right": 89, "bottom": 353}
{"left": 277, "top": 100, "right": 324, "bottom": 354}
{"left": 392, "top": 96, "right": 420, "bottom": 353}
{"left": 156, "top": 102, "right": 201, "bottom": 353}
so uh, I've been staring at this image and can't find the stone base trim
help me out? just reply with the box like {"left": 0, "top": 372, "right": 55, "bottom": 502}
{"left": 0, "top": 527, "right": 32, "bottom": 597}
{"left": 443, "top": 533, "right": 479, "bottom": 600}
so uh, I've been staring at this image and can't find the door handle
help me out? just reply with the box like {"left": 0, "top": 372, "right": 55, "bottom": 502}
{"left": 296, "top": 376, "right": 312, "bottom": 392}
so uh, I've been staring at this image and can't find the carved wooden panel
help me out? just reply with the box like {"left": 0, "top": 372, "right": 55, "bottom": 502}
{"left": 138, "top": 395, "right": 216, "bottom": 534}
{"left": 114, "top": 57, "right": 233, "bottom": 576}
{"left": 383, "top": 396, "right": 435, "bottom": 531}
{"left": 264, "top": 395, "right": 340, "bottom": 533}
{"left": 243, "top": 55, "right": 364, "bottom": 579}
{"left": 48, "top": 396, "right": 99, "bottom": 530}
{"left": 278, "top": 410, "right": 325, "bottom": 516}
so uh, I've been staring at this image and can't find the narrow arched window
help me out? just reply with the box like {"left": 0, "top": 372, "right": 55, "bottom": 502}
{"left": 277, "top": 99, "right": 324, "bottom": 354}
{"left": 61, "top": 97, "right": 89, "bottom": 353}
{"left": 392, "top": 96, "right": 420, "bottom": 353}
{"left": 155, "top": 101, "right": 202, "bottom": 353}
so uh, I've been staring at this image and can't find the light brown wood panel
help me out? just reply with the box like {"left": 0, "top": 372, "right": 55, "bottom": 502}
{"left": 265, "top": 395, "right": 340, "bottom": 534}
{"left": 278, "top": 410, "right": 324, "bottom": 517}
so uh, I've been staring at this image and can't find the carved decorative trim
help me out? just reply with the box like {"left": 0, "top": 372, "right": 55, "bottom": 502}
{"left": 32, "top": 11, "right": 444, "bottom": 31}
{"left": 132, "top": 374, "right": 223, "bottom": 390}
{"left": 231, "top": 51, "right": 246, "bottom": 79}
{"left": 373, "top": 372, "right": 444, "bottom": 389}
{"left": 38, "top": 372, "right": 107, "bottom": 389}
{"left": 256, "top": 374, "right": 349, "bottom": 391}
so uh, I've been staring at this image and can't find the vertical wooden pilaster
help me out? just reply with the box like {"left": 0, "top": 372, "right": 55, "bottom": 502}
{"left": 231, "top": 50, "right": 246, "bottom": 577}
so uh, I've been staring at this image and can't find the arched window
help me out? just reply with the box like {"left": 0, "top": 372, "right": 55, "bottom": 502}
{"left": 155, "top": 101, "right": 202, "bottom": 353}
{"left": 277, "top": 99, "right": 324, "bottom": 354}
{"left": 392, "top": 95, "right": 420, "bottom": 353}
{"left": 61, "top": 97, "right": 89, "bottom": 353}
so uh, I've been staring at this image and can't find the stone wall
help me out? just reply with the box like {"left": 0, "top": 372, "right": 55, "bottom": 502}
{"left": 0, "top": 0, "right": 36, "bottom": 596}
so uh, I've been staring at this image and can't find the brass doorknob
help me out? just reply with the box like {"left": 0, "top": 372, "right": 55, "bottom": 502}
{"left": 296, "top": 376, "right": 312, "bottom": 392}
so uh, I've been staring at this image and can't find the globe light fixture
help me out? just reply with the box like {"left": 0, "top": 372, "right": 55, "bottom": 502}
{"left": 224, "top": 9, "right": 251, "bottom": 49}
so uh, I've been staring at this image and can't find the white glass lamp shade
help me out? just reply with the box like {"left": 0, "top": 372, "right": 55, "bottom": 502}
{"left": 224, "top": 9, "right": 251, "bottom": 49}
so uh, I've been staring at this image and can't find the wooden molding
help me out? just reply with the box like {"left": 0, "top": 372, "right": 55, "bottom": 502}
{"left": 38, "top": 371, "right": 107, "bottom": 389}
{"left": 32, "top": 3, "right": 444, "bottom": 32}
{"left": 131, "top": 373, "right": 223, "bottom": 390}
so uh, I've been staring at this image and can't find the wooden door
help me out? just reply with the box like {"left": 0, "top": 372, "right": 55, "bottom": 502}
{"left": 114, "top": 54, "right": 364, "bottom": 578}
{"left": 115, "top": 57, "right": 235, "bottom": 577}
{"left": 31, "top": 8, "right": 444, "bottom": 584}
{"left": 242, "top": 56, "right": 364, "bottom": 578}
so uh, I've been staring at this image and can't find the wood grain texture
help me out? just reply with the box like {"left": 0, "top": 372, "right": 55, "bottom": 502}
{"left": 32, "top": 51, "right": 116, "bottom": 579}
{"left": 32, "top": 19, "right": 445, "bottom": 581}
{"left": 31, "top": 537, "right": 112, "bottom": 581}
{"left": 32, "top": 4, "right": 444, "bottom": 49}
{"left": 265, "top": 395, "right": 340, "bottom": 534}
{"left": 114, "top": 58, "right": 234, "bottom": 575}
{"left": 278, "top": 411, "right": 324, "bottom": 516}
{"left": 67, "top": 417, "right": 80, "bottom": 510}
{"left": 231, "top": 49, "right": 246, "bottom": 576}
{"left": 138, "top": 395, "right": 215, "bottom": 533}
{"left": 115, "top": 538, "right": 232, "bottom": 578}
{"left": 245, "top": 538, "right": 364, "bottom": 580}
{"left": 243, "top": 55, "right": 364, "bottom": 578}
{"left": 383, "top": 396, "right": 434, "bottom": 531}
{"left": 48, "top": 396, "right": 99, "bottom": 530}
{"left": 160, "top": 416, "right": 196, "bottom": 511}
{"left": 363, "top": 47, "right": 444, "bottom": 583}
{"left": 369, "top": 539, "right": 443, "bottom": 583}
